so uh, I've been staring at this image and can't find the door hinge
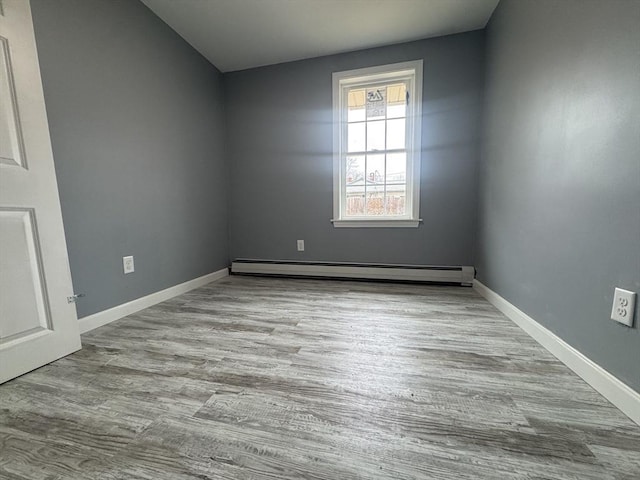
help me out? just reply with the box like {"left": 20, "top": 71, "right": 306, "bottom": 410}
{"left": 67, "top": 293, "right": 85, "bottom": 303}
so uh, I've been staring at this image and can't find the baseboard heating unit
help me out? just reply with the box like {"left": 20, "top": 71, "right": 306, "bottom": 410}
{"left": 231, "top": 259, "right": 475, "bottom": 286}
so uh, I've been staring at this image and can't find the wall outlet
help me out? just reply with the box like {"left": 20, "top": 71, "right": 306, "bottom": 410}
{"left": 123, "top": 255, "right": 135, "bottom": 274}
{"left": 297, "top": 240, "right": 304, "bottom": 252}
{"left": 611, "top": 287, "right": 636, "bottom": 327}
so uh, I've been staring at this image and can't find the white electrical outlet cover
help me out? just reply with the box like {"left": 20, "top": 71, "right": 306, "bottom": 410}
{"left": 297, "top": 240, "right": 304, "bottom": 251}
{"left": 611, "top": 287, "right": 636, "bottom": 327}
{"left": 123, "top": 255, "right": 135, "bottom": 274}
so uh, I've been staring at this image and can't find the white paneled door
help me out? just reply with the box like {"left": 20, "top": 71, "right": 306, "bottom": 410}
{"left": 0, "top": 0, "right": 80, "bottom": 383}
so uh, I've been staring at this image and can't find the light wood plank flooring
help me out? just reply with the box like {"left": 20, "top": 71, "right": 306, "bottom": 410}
{"left": 1, "top": 275, "right": 639, "bottom": 479}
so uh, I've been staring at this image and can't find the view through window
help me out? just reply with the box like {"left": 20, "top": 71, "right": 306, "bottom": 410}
{"left": 345, "top": 82, "right": 408, "bottom": 216}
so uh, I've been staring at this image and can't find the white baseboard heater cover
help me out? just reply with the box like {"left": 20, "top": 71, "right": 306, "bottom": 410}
{"left": 231, "top": 259, "right": 475, "bottom": 286}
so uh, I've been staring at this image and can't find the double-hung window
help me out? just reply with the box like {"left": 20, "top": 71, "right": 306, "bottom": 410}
{"left": 332, "top": 60, "right": 423, "bottom": 227}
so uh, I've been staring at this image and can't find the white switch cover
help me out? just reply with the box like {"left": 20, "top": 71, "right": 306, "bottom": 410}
{"left": 611, "top": 287, "right": 636, "bottom": 327}
{"left": 297, "top": 240, "right": 304, "bottom": 251}
{"left": 123, "top": 255, "right": 135, "bottom": 274}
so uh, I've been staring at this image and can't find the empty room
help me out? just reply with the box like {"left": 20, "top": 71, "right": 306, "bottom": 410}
{"left": 0, "top": 0, "right": 638, "bottom": 478}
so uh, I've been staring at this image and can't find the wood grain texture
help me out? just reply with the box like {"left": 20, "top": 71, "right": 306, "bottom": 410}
{"left": 1, "top": 276, "right": 639, "bottom": 479}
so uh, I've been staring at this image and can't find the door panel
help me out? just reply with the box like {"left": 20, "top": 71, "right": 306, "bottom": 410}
{"left": 0, "top": 209, "right": 50, "bottom": 340}
{"left": 0, "top": 0, "right": 81, "bottom": 383}
{"left": 0, "top": 35, "right": 25, "bottom": 167}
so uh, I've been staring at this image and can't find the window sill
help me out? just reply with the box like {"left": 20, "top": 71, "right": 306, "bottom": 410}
{"left": 331, "top": 219, "right": 422, "bottom": 228}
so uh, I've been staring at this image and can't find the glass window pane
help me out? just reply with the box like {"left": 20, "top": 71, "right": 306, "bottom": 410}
{"left": 348, "top": 107, "right": 365, "bottom": 123}
{"left": 387, "top": 104, "right": 406, "bottom": 119}
{"left": 386, "top": 83, "right": 406, "bottom": 119}
{"left": 366, "top": 87, "right": 386, "bottom": 119}
{"left": 365, "top": 192, "right": 385, "bottom": 216}
{"left": 386, "top": 118, "right": 405, "bottom": 150}
{"left": 366, "top": 120, "right": 385, "bottom": 151}
{"left": 348, "top": 122, "right": 365, "bottom": 152}
{"left": 345, "top": 155, "right": 365, "bottom": 186}
{"left": 366, "top": 154, "right": 385, "bottom": 186}
{"left": 348, "top": 88, "right": 365, "bottom": 109}
{"left": 386, "top": 83, "right": 406, "bottom": 103}
{"left": 386, "top": 153, "right": 406, "bottom": 184}
{"left": 385, "top": 185, "right": 406, "bottom": 216}
{"left": 348, "top": 88, "right": 366, "bottom": 122}
{"left": 345, "top": 187, "right": 365, "bottom": 216}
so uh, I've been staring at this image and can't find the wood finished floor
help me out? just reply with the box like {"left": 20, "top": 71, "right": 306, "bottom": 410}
{"left": 1, "top": 275, "right": 639, "bottom": 480}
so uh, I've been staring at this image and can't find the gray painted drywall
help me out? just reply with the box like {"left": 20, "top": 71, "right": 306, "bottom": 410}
{"left": 477, "top": 0, "right": 640, "bottom": 390}
{"left": 30, "top": 0, "right": 228, "bottom": 318}
{"left": 225, "top": 32, "right": 485, "bottom": 265}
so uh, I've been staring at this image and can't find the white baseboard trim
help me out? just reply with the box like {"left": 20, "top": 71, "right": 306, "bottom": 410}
{"left": 473, "top": 280, "right": 640, "bottom": 426}
{"left": 78, "top": 267, "right": 229, "bottom": 334}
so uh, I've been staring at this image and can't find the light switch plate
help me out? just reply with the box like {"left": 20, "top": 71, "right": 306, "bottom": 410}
{"left": 611, "top": 287, "right": 636, "bottom": 327}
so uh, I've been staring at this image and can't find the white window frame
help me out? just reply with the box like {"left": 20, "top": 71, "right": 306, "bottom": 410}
{"left": 332, "top": 60, "right": 423, "bottom": 228}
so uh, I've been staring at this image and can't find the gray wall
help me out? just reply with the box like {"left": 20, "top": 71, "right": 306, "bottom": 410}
{"left": 31, "top": 0, "right": 229, "bottom": 318}
{"left": 477, "top": 0, "right": 640, "bottom": 390}
{"left": 225, "top": 32, "right": 485, "bottom": 265}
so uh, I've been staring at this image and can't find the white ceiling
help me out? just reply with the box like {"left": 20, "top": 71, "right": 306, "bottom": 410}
{"left": 142, "top": 0, "right": 499, "bottom": 73}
